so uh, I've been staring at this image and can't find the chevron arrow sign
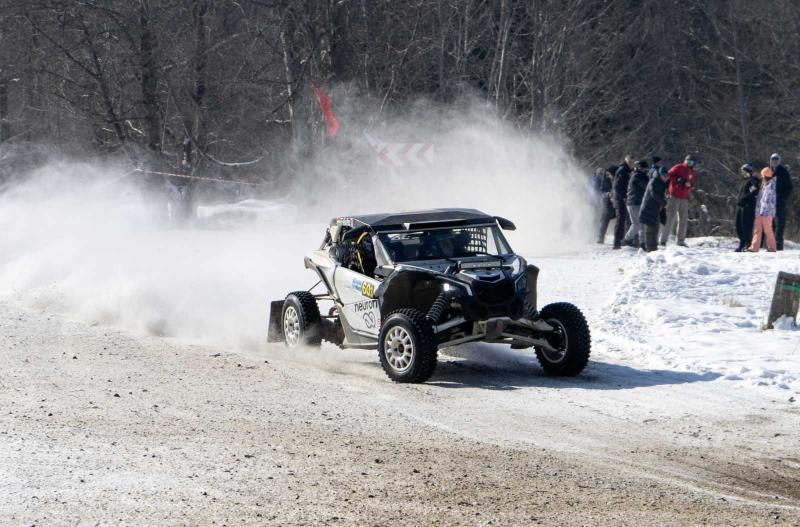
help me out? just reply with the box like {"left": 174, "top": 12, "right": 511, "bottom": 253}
{"left": 368, "top": 141, "right": 435, "bottom": 167}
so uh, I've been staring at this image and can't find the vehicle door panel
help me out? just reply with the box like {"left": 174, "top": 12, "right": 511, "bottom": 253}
{"left": 334, "top": 267, "right": 382, "bottom": 335}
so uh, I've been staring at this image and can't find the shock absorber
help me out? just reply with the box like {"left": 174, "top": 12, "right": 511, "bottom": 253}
{"left": 426, "top": 291, "right": 448, "bottom": 324}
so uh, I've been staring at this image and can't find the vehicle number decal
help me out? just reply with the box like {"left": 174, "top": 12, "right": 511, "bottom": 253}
{"left": 351, "top": 278, "right": 376, "bottom": 298}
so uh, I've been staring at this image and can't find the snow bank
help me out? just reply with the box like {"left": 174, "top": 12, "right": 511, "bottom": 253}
{"left": 598, "top": 238, "right": 800, "bottom": 394}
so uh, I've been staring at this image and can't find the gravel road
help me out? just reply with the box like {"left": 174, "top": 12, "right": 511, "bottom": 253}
{"left": 2, "top": 253, "right": 799, "bottom": 526}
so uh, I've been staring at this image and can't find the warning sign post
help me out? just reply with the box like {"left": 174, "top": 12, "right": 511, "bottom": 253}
{"left": 767, "top": 272, "right": 800, "bottom": 329}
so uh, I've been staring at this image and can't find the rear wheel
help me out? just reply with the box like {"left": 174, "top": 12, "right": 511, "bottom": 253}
{"left": 378, "top": 309, "right": 437, "bottom": 383}
{"left": 282, "top": 292, "right": 322, "bottom": 348}
{"left": 535, "top": 302, "right": 591, "bottom": 376}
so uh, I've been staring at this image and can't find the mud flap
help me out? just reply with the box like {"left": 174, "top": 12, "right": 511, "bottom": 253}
{"left": 267, "top": 300, "right": 285, "bottom": 343}
{"left": 526, "top": 264, "right": 539, "bottom": 312}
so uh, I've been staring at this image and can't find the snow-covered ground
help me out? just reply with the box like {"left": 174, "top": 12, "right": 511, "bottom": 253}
{"left": 3, "top": 221, "right": 800, "bottom": 523}
{"left": 594, "top": 238, "right": 800, "bottom": 395}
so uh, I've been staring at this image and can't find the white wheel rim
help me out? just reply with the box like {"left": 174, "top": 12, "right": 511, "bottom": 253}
{"left": 384, "top": 327, "right": 415, "bottom": 373}
{"left": 284, "top": 306, "right": 301, "bottom": 347}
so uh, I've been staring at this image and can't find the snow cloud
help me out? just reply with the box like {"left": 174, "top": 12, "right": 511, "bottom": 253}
{"left": 0, "top": 101, "right": 593, "bottom": 348}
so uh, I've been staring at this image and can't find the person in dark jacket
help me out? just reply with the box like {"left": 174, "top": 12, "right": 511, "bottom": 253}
{"left": 612, "top": 156, "right": 634, "bottom": 249}
{"left": 769, "top": 153, "right": 793, "bottom": 250}
{"left": 649, "top": 155, "right": 668, "bottom": 227}
{"left": 648, "top": 155, "right": 667, "bottom": 180}
{"left": 625, "top": 160, "right": 650, "bottom": 248}
{"left": 597, "top": 166, "right": 617, "bottom": 243}
{"left": 734, "top": 163, "right": 759, "bottom": 252}
{"left": 639, "top": 167, "right": 670, "bottom": 252}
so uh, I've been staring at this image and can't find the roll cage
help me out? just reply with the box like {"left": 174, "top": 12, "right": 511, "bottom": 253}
{"left": 322, "top": 209, "right": 517, "bottom": 280}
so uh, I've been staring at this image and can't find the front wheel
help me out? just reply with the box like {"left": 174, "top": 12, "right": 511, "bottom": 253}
{"left": 378, "top": 309, "right": 438, "bottom": 383}
{"left": 282, "top": 292, "right": 322, "bottom": 348}
{"left": 535, "top": 302, "right": 591, "bottom": 376}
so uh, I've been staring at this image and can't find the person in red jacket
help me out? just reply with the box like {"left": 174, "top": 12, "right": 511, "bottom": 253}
{"left": 659, "top": 154, "right": 698, "bottom": 246}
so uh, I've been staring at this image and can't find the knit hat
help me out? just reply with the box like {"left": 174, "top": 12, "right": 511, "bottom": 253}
{"left": 761, "top": 167, "right": 773, "bottom": 178}
{"left": 651, "top": 155, "right": 662, "bottom": 164}
{"left": 740, "top": 163, "right": 753, "bottom": 174}
{"left": 770, "top": 153, "right": 781, "bottom": 164}
{"left": 636, "top": 159, "right": 649, "bottom": 169}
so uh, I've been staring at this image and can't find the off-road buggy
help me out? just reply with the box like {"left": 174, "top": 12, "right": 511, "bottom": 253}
{"left": 268, "top": 209, "right": 591, "bottom": 383}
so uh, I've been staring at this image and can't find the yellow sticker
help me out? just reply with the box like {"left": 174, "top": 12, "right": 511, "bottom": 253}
{"left": 361, "top": 281, "right": 375, "bottom": 298}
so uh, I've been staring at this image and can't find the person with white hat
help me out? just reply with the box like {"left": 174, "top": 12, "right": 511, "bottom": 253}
{"left": 749, "top": 167, "right": 778, "bottom": 252}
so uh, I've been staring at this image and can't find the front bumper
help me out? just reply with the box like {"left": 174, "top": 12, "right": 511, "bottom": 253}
{"left": 437, "top": 316, "right": 556, "bottom": 351}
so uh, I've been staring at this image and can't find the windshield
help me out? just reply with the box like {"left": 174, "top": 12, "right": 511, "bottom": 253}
{"left": 378, "top": 225, "right": 512, "bottom": 263}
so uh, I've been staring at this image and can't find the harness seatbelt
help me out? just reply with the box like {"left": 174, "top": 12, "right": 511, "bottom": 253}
{"left": 355, "top": 232, "right": 369, "bottom": 273}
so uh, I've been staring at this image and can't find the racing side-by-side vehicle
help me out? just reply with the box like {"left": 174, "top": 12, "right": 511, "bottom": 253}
{"left": 268, "top": 209, "right": 591, "bottom": 383}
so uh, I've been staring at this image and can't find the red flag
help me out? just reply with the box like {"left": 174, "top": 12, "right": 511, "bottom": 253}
{"left": 308, "top": 79, "right": 340, "bottom": 137}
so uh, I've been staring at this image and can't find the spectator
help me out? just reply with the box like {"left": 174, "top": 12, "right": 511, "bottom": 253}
{"left": 734, "top": 163, "right": 759, "bottom": 252}
{"left": 624, "top": 159, "right": 650, "bottom": 248}
{"left": 639, "top": 166, "right": 670, "bottom": 252}
{"left": 648, "top": 155, "right": 667, "bottom": 180}
{"left": 660, "top": 154, "right": 697, "bottom": 247}
{"left": 612, "top": 156, "right": 634, "bottom": 249}
{"left": 597, "top": 165, "right": 617, "bottom": 244}
{"left": 649, "top": 155, "right": 668, "bottom": 229}
{"left": 769, "top": 153, "right": 793, "bottom": 250}
{"left": 749, "top": 167, "right": 778, "bottom": 252}
{"left": 589, "top": 167, "right": 605, "bottom": 194}
{"left": 649, "top": 156, "right": 669, "bottom": 229}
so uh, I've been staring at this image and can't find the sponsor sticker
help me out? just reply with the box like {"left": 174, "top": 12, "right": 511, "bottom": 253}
{"left": 363, "top": 311, "right": 378, "bottom": 329}
{"left": 353, "top": 299, "right": 379, "bottom": 312}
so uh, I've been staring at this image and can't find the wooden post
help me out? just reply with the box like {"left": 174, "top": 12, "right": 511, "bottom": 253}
{"left": 767, "top": 272, "right": 800, "bottom": 329}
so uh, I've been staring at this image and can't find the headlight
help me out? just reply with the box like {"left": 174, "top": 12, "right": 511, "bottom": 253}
{"left": 441, "top": 279, "right": 470, "bottom": 295}
{"left": 509, "top": 256, "right": 524, "bottom": 276}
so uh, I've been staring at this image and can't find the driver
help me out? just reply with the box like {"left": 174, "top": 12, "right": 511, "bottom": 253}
{"left": 423, "top": 231, "right": 457, "bottom": 258}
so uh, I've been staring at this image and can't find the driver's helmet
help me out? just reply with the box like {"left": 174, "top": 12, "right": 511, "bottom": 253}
{"left": 424, "top": 230, "right": 456, "bottom": 257}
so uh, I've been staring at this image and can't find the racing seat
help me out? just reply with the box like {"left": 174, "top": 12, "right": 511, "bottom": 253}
{"left": 386, "top": 241, "right": 407, "bottom": 262}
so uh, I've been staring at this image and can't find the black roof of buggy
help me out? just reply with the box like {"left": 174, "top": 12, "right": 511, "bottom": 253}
{"left": 333, "top": 208, "right": 516, "bottom": 233}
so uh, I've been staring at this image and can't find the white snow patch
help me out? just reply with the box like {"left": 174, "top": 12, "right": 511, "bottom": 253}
{"left": 596, "top": 237, "right": 800, "bottom": 394}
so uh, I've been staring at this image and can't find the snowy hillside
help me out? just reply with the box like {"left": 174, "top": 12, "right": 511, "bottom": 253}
{"left": 595, "top": 239, "right": 800, "bottom": 395}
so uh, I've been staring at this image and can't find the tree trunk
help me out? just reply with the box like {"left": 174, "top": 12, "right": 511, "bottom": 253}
{"left": 329, "top": 0, "right": 350, "bottom": 82}
{"left": 359, "top": 0, "right": 373, "bottom": 91}
{"left": 0, "top": 77, "right": 9, "bottom": 142}
{"left": 489, "top": 0, "right": 512, "bottom": 110}
{"left": 436, "top": 0, "right": 446, "bottom": 99}
{"left": 80, "top": 22, "right": 128, "bottom": 147}
{"left": 140, "top": 0, "right": 162, "bottom": 155}
{"left": 730, "top": 6, "right": 751, "bottom": 162}
{"left": 190, "top": 0, "right": 209, "bottom": 171}
{"left": 280, "top": 5, "right": 310, "bottom": 157}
